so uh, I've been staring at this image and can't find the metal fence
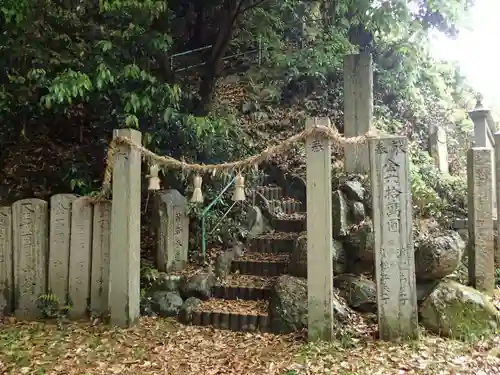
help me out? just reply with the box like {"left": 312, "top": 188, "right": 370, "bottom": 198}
{"left": 169, "top": 38, "right": 263, "bottom": 73}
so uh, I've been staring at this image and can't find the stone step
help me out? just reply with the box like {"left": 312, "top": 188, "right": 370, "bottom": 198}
{"left": 231, "top": 252, "right": 290, "bottom": 277}
{"left": 254, "top": 185, "right": 282, "bottom": 201}
{"left": 181, "top": 299, "right": 270, "bottom": 332}
{"left": 212, "top": 274, "right": 276, "bottom": 300}
{"left": 269, "top": 199, "right": 304, "bottom": 214}
{"left": 248, "top": 232, "right": 298, "bottom": 253}
{"left": 271, "top": 215, "right": 306, "bottom": 232}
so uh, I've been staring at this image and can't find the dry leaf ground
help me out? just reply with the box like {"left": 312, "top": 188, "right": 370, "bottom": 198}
{"left": 1, "top": 314, "right": 499, "bottom": 375}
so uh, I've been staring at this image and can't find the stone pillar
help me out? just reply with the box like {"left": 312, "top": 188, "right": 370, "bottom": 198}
{"left": 12, "top": 199, "right": 49, "bottom": 319}
{"left": 467, "top": 147, "right": 495, "bottom": 294}
{"left": 343, "top": 53, "right": 373, "bottom": 173}
{"left": 153, "top": 189, "right": 189, "bottom": 272}
{"left": 68, "top": 197, "right": 93, "bottom": 318}
{"left": 495, "top": 132, "right": 500, "bottom": 267}
{"left": 0, "top": 206, "right": 13, "bottom": 315}
{"left": 305, "top": 117, "right": 334, "bottom": 341}
{"left": 109, "top": 128, "right": 141, "bottom": 327}
{"left": 368, "top": 135, "right": 419, "bottom": 341}
{"left": 48, "top": 194, "right": 77, "bottom": 305}
{"left": 469, "top": 105, "right": 496, "bottom": 220}
{"left": 91, "top": 200, "right": 111, "bottom": 315}
{"left": 429, "top": 126, "right": 449, "bottom": 174}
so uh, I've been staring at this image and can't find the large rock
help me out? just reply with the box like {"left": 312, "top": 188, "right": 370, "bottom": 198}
{"left": 289, "top": 234, "right": 346, "bottom": 277}
{"left": 415, "top": 231, "right": 465, "bottom": 281}
{"left": 180, "top": 270, "right": 216, "bottom": 300}
{"left": 269, "top": 275, "right": 350, "bottom": 334}
{"left": 339, "top": 180, "right": 365, "bottom": 202}
{"left": 150, "top": 291, "right": 184, "bottom": 317}
{"left": 420, "top": 280, "right": 500, "bottom": 340}
{"left": 333, "top": 274, "right": 377, "bottom": 313}
{"left": 346, "top": 219, "right": 374, "bottom": 263}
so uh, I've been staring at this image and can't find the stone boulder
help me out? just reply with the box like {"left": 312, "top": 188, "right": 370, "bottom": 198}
{"left": 289, "top": 234, "right": 346, "bottom": 277}
{"left": 419, "top": 280, "right": 500, "bottom": 340}
{"left": 345, "top": 219, "right": 374, "bottom": 264}
{"left": 150, "top": 291, "right": 184, "bottom": 317}
{"left": 333, "top": 274, "right": 377, "bottom": 313}
{"left": 180, "top": 270, "right": 216, "bottom": 300}
{"left": 415, "top": 231, "right": 465, "bottom": 281}
{"left": 269, "top": 275, "right": 350, "bottom": 334}
{"left": 339, "top": 180, "right": 365, "bottom": 202}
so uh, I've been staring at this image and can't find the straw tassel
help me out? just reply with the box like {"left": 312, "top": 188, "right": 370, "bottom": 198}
{"left": 147, "top": 164, "right": 161, "bottom": 191}
{"left": 232, "top": 173, "right": 246, "bottom": 201}
{"left": 191, "top": 175, "right": 204, "bottom": 203}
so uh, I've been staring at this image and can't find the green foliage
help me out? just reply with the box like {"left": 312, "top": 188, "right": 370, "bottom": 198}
{"left": 0, "top": 0, "right": 483, "bottom": 245}
{"left": 37, "top": 293, "right": 71, "bottom": 319}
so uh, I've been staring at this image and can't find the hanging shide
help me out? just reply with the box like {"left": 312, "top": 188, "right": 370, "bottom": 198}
{"left": 191, "top": 174, "right": 204, "bottom": 203}
{"left": 232, "top": 173, "right": 246, "bottom": 201}
{"left": 147, "top": 164, "right": 161, "bottom": 191}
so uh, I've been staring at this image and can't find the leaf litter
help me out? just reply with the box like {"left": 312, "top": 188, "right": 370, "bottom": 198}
{"left": 1, "top": 314, "right": 499, "bottom": 375}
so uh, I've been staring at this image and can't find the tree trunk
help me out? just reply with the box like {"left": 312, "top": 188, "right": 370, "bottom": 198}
{"left": 195, "top": 0, "right": 243, "bottom": 115}
{"left": 196, "top": 64, "right": 218, "bottom": 115}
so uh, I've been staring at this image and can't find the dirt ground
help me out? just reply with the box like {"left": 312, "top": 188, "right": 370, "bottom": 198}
{"left": 1, "top": 314, "right": 499, "bottom": 375}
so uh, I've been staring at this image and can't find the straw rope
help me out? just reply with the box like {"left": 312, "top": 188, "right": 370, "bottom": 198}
{"left": 97, "top": 124, "right": 382, "bottom": 198}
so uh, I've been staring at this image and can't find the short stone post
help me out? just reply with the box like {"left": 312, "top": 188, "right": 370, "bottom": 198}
{"left": 48, "top": 194, "right": 77, "bottom": 305}
{"left": 467, "top": 147, "right": 495, "bottom": 294}
{"left": 428, "top": 126, "right": 449, "bottom": 174}
{"left": 12, "top": 198, "right": 49, "bottom": 319}
{"left": 343, "top": 52, "right": 373, "bottom": 173}
{"left": 109, "top": 129, "right": 141, "bottom": 327}
{"left": 68, "top": 197, "right": 93, "bottom": 319}
{"left": 91, "top": 200, "right": 111, "bottom": 315}
{"left": 0, "top": 206, "right": 13, "bottom": 315}
{"left": 495, "top": 132, "right": 500, "bottom": 267}
{"left": 368, "top": 135, "right": 419, "bottom": 341}
{"left": 153, "top": 190, "right": 189, "bottom": 272}
{"left": 305, "top": 117, "right": 334, "bottom": 341}
{"left": 469, "top": 102, "right": 496, "bottom": 220}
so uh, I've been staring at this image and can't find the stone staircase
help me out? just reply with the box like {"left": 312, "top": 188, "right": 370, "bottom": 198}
{"left": 181, "top": 174, "right": 306, "bottom": 332}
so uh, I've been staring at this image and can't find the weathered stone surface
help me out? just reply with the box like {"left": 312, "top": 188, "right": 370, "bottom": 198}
{"left": 0, "top": 207, "right": 13, "bottom": 315}
{"left": 340, "top": 180, "right": 365, "bottom": 202}
{"left": 420, "top": 280, "right": 500, "bottom": 339}
{"left": 150, "top": 291, "right": 183, "bottom": 317}
{"left": 415, "top": 231, "right": 465, "bottom": 282}
{"left": 69, "top": 197, "right": 93, "bottom": 319}
{"left": 180, "top": 271, "right": 216, "bottom": 300}
{"left": 269, "top": 275, "right": 349, "bottom": 334}
{"left": 333, "top": 274, "right": 377, "bottom": 313}
{"left": 179, "top": 297, "right": 202, "bottom": 323}
{"left": 244, "top": 206, "right": 267, "bottom": 238}
{"left": 368, "top": 135, "right": 418, "bottom": 340}
{"left": 289, "top": 234, "right": 345, "bottom": 277}
{"left": 215, "top": 244, "right": 244, "bottom": 281}
{"left": 13, "top": 198, "right": 49, "bottom": 319}
{"left": 153, "top": 189, "right": 189, "bottom": 273}
{"left": 152, "top": 273, "right": 183, "bottom": 292}
{"left": 48, "top": 194, "right": 77, "bottom": 306}
{"left": 332, "top": 190, "right": 349, "bottom": 238}
{"left": 467, "top": 147, "right": 495, "bottom": 293}
{"left": 90, "top": 200, "right": 111, "bottom": 315}
{"left": 349, "top": 201, "right": 366, "bottom": 223}
{"left": 346, "top": 219, "right": 374, "bottom": 262}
